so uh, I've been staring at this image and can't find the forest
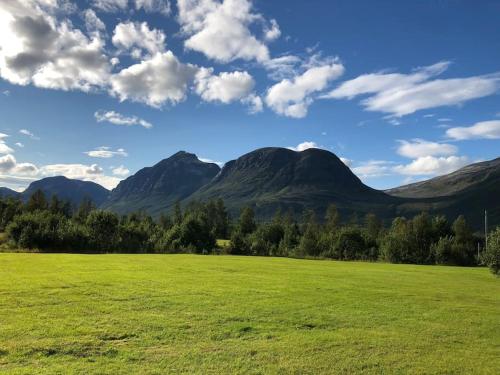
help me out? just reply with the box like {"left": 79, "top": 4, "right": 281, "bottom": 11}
{"left": 0, "top": 190, "right": 499, "bottom": 275}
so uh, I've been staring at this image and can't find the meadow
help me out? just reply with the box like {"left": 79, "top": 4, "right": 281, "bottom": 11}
{"left": 0, "top": 254, "right": 499, "bottom": 374}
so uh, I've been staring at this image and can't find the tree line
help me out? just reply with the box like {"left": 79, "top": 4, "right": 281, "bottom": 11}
{"left": 0, "top": 190, "right": 498, "bottom": 275}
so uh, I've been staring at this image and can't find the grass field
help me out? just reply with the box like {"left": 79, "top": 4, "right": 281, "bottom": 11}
{"left": 0, "top": 254, "right": 499, "bottom": 374}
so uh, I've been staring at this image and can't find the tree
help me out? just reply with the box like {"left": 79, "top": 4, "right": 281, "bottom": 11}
{"left": 297, "top": 210, "right": 320, "bottom": 257}
{"left": 26, "top": 189, "right": 47, "bottom": 211}
{"left": 325, "top": 204, "right": 340, "bottom": 233}
{"left": 335, "top": 227, "right": 368, "bottom": 260}
{"left": 86, "top": 210, "right": 120, "bottom": 252}
{"left": 75, "top": 197, "right": 94, "bottom": 223}
{"left": 173, "top": 200, "right": 183, "bottom": 226}
{"left": 483, "top": 226, "right": 500, "bottom": 275}
{"left": 238, "top": 206, "right": 256, "bottom": 236}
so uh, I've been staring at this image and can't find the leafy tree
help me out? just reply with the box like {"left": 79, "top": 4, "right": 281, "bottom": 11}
{"left": 238, "top": 206, "right": 256, "bottom": 236}
{"left": 483, "top": 226, "right": 500, "bottom": 275}
{"left": 86, "top": 210, "right": 120, "bottom": 252}
{"left": 26, "top": 189, "right": 48, "bottom": 212}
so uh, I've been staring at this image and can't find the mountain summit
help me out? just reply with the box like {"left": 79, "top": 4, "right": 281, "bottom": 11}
{"left": 187, "top": 147, "right": 396, "bottom": 218}
{"left": 103, "top": 151, "right": 221, "bottom": 215}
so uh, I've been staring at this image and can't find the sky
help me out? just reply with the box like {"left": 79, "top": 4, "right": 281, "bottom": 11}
{"left": 0, "top": 0, "right": 499, "bottom": 191}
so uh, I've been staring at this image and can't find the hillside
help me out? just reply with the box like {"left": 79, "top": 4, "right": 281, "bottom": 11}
{"left": 0, "top": 187, "right": 20, "bottom": 198}
{"left": 103, "top": 151, "right": 221, "bottom": 216}
{"left": 387, "top": 158, "right": 500, "bottom": 228}
{"left": 22, "top": 176, "right": 110, "bottom": 206}
{"left": 187, "top": 147, "right": 399, "bottom": 219}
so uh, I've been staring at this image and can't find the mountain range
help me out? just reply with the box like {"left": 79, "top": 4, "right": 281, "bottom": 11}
{"left": 1, "top": 148, "right": 498, "bottom": 229}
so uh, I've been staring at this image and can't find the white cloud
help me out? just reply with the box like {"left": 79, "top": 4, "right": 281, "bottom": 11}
{"left": 0, "top": 1, "right": 111, "bottom": 92}
{"left": 85, "top": 146, "right": 128, "bottom": 158}
{"left": 92, "top": 0, "right": 128, "bottom": 12}
{"left": 38, "top": 163, "right": 121, "bottom": 189}
{"left": 19, "top": 129, "right": 39, "bottom": 139}
{"left": 446, "top": 120, "right": 500, "bottom": 140}
{"left": 0, "top": 134, "right": 14, "bottom": 154}
{"left": 287, "top": 141, "right": 321, "bottom": 152}
{"left": 110, "top": 51, "right": 198, "bottom": 107}
{"left": 95, "top": 110, "right": 153, "bottom": 129}
{"left": 263, "top": 19, "right": 280, "bottom": 42}
{"left": 241, "top": 94, "right": 263, "bottom": 114}
{"left": 352, "top": 160, "right": 393, "bottom": 179}
{"left": 325, "top": 61, "right": 500, "bottom": 117}
{"left": 340, "top": 157, "right": 352, "bottom": 167}
{"left": 93, "top": 0, "right": 171, "bottom": 15}
{"left": 194, "top": 68, "right": 255, "bottom": 104}
{"left": 0, "top": 154, "right": 17, "bottom": 172}
{"left": 134, "top": 0, "right": 171, "bottom": 15}
{"left": 266, "top": 59, "right": 344, "bottom": 118}
{"left": 393, "top": 156, "right": 469, "bottom": 176}
{"left": 112, "top": 165, "right": 130, "bottom": 176}
{"left": 112, "top": 21, "right": 166, "bottom": 59}
{"left": 177, "top": 0, "right": 276, "bottom": 63}
{"left": 396, "top": 139, "right": 457, "bottom": 158}
{"left": 198, "top": 157, "right": 224, "bottom": 167}
{"left": 82, "top": 9, "right": 105, "bottom": 33}
{"left": 15, "top": 142, "right": 24, "bottom": 148}
{"left": 263, "top": 55, "right": 302, "bottom": 81}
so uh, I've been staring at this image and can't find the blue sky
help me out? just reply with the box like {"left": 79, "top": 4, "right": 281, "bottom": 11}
{"left": 0, "top": 0, "right": 499, "bottom": 191}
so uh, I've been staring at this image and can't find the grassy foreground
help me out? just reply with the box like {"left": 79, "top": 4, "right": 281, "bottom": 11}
{"left": 0, "top": 254, "right": 499, "bottom": 374}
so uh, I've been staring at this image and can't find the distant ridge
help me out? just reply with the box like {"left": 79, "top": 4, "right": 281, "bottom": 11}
{"left": 0, "top": 187, "right": 20, "bottom": 199}
{"left": 22, "top": 176, "right": 110, "bottom": 206}
{"left": 1, "top": 149, "right": 498, "bottom": 228}
{"left": 102, "top": 151, "right": 221, "bottom": 216}
{"left": 186, "top": 147, "right": 399, "bottom": 219}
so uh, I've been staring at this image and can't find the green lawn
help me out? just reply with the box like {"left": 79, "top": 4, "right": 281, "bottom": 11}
{"left": 0, "top": 254, "right": 499, "bottom": 374}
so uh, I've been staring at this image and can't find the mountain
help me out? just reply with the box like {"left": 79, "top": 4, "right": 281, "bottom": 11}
{"left": 103, "top": 151, "right": 221, "bottom": 216}
{"left": 22, "top": 176, "right": 110, "bottom": 206}
{"left": 186, "top": 147, "right": 399, "bottom": 219}
{"left": 0, "top": 187, "right": 21, "bottom": 198}
{"left": 386, "top": 157, "right": 500, "bottom": 228}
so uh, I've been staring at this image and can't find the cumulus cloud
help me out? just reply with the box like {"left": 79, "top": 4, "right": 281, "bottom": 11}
{"left": 82, "top": 9, "right": 105, "bottom": 33}
{"left": 446, "top": 120, "right": 500, "bottom": 140}
{"left": 110, "top": 51, "right": 198, "bottom": 107}
{"left": 0, "top": 154, "right": 38, "bottom": 175}
{"left": 134, "top": 0, "right": 171, "bottom": 15}
{"left": 393, "top": 156, "right": 469, "bottom": 176}
{"left": 37, "top": 163, "right": 121, "bottom": 189}
{"left": 85, "top": 146, "right": 128, "bottom": 158}
{"left": 325, "top": 61, "right": 500, "bottom": 117}
{"left": 93, "top": 0, "right": 171, "bottom": 15}
{"left": 95, "top": 110, "right": 153, "bottom": 129}
{"left": 241, "top": 94, "right": 263, "bottom": 114}
{"left": 112, "top": 165, "right": 130, "bottom": 176}
{"left": 287, "top": 141, "right": 321, "bottom": 152}
{"left": 177, "top": 0, "right": 277, "bottom": 63}
{"left": 92, "top": 0, "right": 128, "bottom": 12}
{"left": 194, "top": 68, "right": 255, "bottom": 104}
{"left": 112, "top": 21, "right": 166, "bottom": 59}
{"left": 266, "top": 58, "right": 344, "bottom": 118}
{"left": 0, "top": 134, "right": 14, "bottom": 154}
{"left": 0, "top": 1, "right": 111, "bottom": 92}
{"left": 396, "top": 139, "right": 458, "bottom": 158}
{"left": 352, "top": 160, "right": 393, "bottom": 179}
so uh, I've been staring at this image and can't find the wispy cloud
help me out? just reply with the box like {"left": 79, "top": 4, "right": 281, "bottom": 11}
{"left": 324, "top": 61, "right": 500, "bottom": 117}
{"left": 95, "top": 110, "right": 153, "bottom": 129}
{"left": 446, "top": 120, "right": 500, "bottom": 140}
{"left": 85, "top": 146, "right": 128, "bottom": 158}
